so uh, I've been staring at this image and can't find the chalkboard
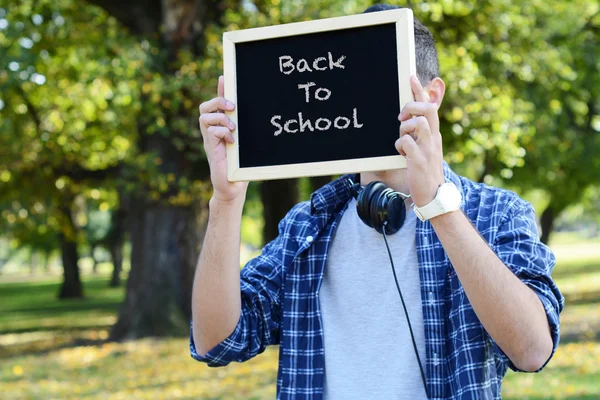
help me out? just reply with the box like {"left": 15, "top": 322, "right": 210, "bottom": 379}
{"left": 223, "top": 9, "right": 416, "bottom": 181}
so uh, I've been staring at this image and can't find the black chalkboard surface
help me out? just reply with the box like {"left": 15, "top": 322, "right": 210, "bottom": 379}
{"left": 223, "top": 9, "right": 416, "bottom": 181}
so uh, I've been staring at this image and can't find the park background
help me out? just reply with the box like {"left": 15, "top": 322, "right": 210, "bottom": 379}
{"left": 1, "top": 0, "right": 599, "bottom": 398}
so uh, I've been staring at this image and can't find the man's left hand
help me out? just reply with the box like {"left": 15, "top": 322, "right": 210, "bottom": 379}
{"left": 396, "top": 75, "right": 445, "bottom": 207}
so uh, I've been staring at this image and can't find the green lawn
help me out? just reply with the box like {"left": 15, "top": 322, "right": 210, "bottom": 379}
{"left": 1, "top": 235, "right": 599, "bottom": 399}
{"left": 501, "top": 237, "right": 600, "bottom": 399}
{"left": 0, "top": 277, "right": 122, "bottom": 335}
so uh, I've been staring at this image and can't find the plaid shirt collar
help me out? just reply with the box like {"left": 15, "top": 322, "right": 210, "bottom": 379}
{"left": 310, "top": 162, "right": 464, "bottom": 216}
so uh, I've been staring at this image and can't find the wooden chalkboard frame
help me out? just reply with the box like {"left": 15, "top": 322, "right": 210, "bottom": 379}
{"left": 223, "top": 9, "right": 416, "bottom": 182}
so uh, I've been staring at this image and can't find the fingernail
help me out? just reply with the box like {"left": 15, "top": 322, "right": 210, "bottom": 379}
{"left": 229, "top": 120, "right": 236, "bottom": 129}
{"left": 226, "top": 100, "right": 235, "bottom": 109}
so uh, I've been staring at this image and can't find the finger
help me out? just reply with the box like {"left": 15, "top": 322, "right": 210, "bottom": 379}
{"left": 199, "top": 97, "right": 235, "bottom": 114}
{"left": 395, "top": 134, "right": 426, "bottom": 164}
{"left": 399, "top": 101, "right": 436, "bottom": 122}
{"left": 411, "top": 75, "right": 429, "bottom": 103}
{"left": 206, "top": 125, "right": 235, "bottom": 144}
{"left": 399, "top": 118, "right": 416, "bottom": 138}
{"left": 400, "top": 116, "right": 432, "bottom": 145}
{"left": 199, "top": 113, "right": 236, "bottom": 131}
{"left": 217, "top": 75, "right": 224, "bottom": 98}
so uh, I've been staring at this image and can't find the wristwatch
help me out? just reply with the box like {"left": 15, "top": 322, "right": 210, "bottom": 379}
{"left": 413, "top": 182, "right": 462, "bottom": 221}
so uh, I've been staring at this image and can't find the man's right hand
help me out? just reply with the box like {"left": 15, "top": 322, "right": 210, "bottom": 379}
{"left": 199, "top": 75, "right": 249, "bottom": 203}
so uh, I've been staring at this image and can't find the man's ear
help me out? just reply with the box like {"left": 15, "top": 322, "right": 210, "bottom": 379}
{"left": 425, "top": 77, "right": 446, "bottom": 108}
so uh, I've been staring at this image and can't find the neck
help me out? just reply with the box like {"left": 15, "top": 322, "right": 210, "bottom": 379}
{"left": 360, "top": 169, "right": 410, "bottom": 197}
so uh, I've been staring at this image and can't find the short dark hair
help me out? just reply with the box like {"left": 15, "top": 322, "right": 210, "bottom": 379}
{"left": 363, "top": 4, "right": 440, "bottom": 84}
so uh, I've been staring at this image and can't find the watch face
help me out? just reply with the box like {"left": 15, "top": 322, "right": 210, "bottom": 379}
{"left": 441, "top": 183, "right": 462, "bottom": 210}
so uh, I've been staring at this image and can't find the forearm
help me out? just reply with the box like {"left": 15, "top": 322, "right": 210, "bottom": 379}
{"left": 430, "top": 210, "right": 552, "bottom": 371}
{"left": 192, "top": 195, "right": 245, "bottom": 355}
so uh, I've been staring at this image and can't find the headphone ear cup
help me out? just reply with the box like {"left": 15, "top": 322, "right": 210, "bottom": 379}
{"left": 383, "top": 194, "right": 406, "bottom": 234}
{"left": 369, "top": 187, "right": 388, "bottom": 234}
{"left": 356, "top": 181, "right": 386, "bottom": 229}
{"left": 356, "top": 181, "right": 406, "bottom": 235}
{"left": 355, "top": 184, "right": 370, "bottom": 227}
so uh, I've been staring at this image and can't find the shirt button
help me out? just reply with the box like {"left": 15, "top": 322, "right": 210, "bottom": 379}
{"left": 306, "top": 235, "right": 314, "bottom": 243}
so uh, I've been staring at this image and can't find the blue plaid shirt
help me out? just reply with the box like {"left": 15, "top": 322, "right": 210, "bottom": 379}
{"left": 191, "top": 163, "right": 564, "bottom": 399}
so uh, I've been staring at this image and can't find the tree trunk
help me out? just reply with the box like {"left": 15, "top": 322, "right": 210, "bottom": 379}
{"left": 58, "top": 235, "right": 83, "bottom": 298}
{"left": 109, "top": 128, "right": 209, "bottom": 340}
{"left": 58, "top": 237, "right": 83, "bottom": 299}
{"left": 90, "top": 244, "right": 98, "bottom": 274}
{"left": 261, "top": 179, "right": 299, "bottom": 245}
{"left": 29, "top": 251, "right": 35, "bottom": 275}
{"left": 109, "top": 242, "right": 123, "bottom": 287}
{"left": 109, "top": 200, "right": 206, "bottom": 340}
{"left": 87, "top": 0, "right": 224, "bottom": 340}
{"left": 43, "top": 251, "right": 51, "bottom": 272}
{"left": 108, "top": 207, "right": 126, "bottom": 287}
{"left": 477, "top": 151, "right": 494, "bottom": 183}
{"left": 58, "top": 204, "right": 84, "bottom": 299}
{"left": 310, "top": 176, "right": 332, "bottom": 193}
{"left": 540, "top": 202, "right": 557, "bottom": 245}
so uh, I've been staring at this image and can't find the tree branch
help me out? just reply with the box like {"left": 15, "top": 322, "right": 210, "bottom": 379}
{"left": 84, "top": 0, "right": 162, "bottom": 35}
{"left": 55, "top": 163, "right": 123, "bottom": 182}
{"left": 11, "top": 161, "right": 123, "bottom": 184}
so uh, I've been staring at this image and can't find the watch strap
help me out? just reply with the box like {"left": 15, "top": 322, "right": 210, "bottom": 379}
{"left": 413, "top": 182, "right": 461, "bottom": 222}
{"left": 414, "top": 198, "right": 444, "bottom": 221}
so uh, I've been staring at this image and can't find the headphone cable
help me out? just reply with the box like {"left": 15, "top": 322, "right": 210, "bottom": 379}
{"left": 382, "top": 222, "right": 430, "bottom": 399}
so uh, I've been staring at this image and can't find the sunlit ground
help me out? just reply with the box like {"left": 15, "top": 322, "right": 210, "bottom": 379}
{"left": 1, "top": 233, "right": 599, "bottom": 399}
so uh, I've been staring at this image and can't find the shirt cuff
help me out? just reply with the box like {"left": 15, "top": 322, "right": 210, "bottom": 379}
{"left": 190, "top": 318, "right": 244, "bottom": 367}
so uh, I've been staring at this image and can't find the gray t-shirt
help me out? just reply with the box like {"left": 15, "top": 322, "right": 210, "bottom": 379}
{"left": 319, "top": 198, "right": 427, "bottom": 400}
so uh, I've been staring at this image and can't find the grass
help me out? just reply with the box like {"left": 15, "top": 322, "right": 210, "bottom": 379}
{"left": 0, "top": 277, "right": 123, "bottom": 335}
{"left": 501, "top": 234, "right": 600, "bottom": 399}
{"left": 1, "top": 235, "right": 599, "bottom": 399}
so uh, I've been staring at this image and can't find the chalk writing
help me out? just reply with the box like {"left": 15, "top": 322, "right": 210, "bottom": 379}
{"left": 278, "top": 52, "right": 346, "bottom": 75}
{"left": 273, "top": 52, "right": 362, "bottom": 136}
{"left": 271, "top": 108, "right": 363, "bottom": 136}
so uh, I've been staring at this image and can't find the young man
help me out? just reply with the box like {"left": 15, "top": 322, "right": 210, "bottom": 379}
{"left": 190, "top": 4, "right": 564, "bottom": 399}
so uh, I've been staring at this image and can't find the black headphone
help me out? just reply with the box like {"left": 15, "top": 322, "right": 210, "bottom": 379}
{"left": 351, "top": 180, "right": 409, "bottom": 235}
{"left": 349, "top": 177, "right": 430, "bottom": 398}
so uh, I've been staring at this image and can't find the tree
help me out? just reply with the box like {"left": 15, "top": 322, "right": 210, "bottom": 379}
{"left": 0, "top": 0, "right": 138, "bottom": 297}
{"left": 2, "top": 0, "right": 596, "bottom": 336}
{"left": 399, "top": 0, "right": 599, "bottom": 243}
{"left": 0, "top": 198, "right": 59, "bottom": 275}
{"left": 75, "top": 0, "right": 228, "bottom": 339}
{"left": 85, "top": 0, "right": 368, "bottom": 339}
{"left": 107, "top": 206, "right": 127, "bottom": 287}
{"left": 506, "top": 2, "right": 600, "bottom": 243}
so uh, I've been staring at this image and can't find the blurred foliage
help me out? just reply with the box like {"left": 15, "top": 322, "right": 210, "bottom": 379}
{"left": 507, "top": 1, "right": 600, "bottom": 213}
{"left": 0, "top": 0, "right": 598, "bottom": 251}
{"left": 241, "top": 181, "right": 264, "bottom": 248}
{"left": 0, "top": 0, "right": 215, "bottom": 254}
{"left": 0, "top": 0, "right": 138, "bottom": 253}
